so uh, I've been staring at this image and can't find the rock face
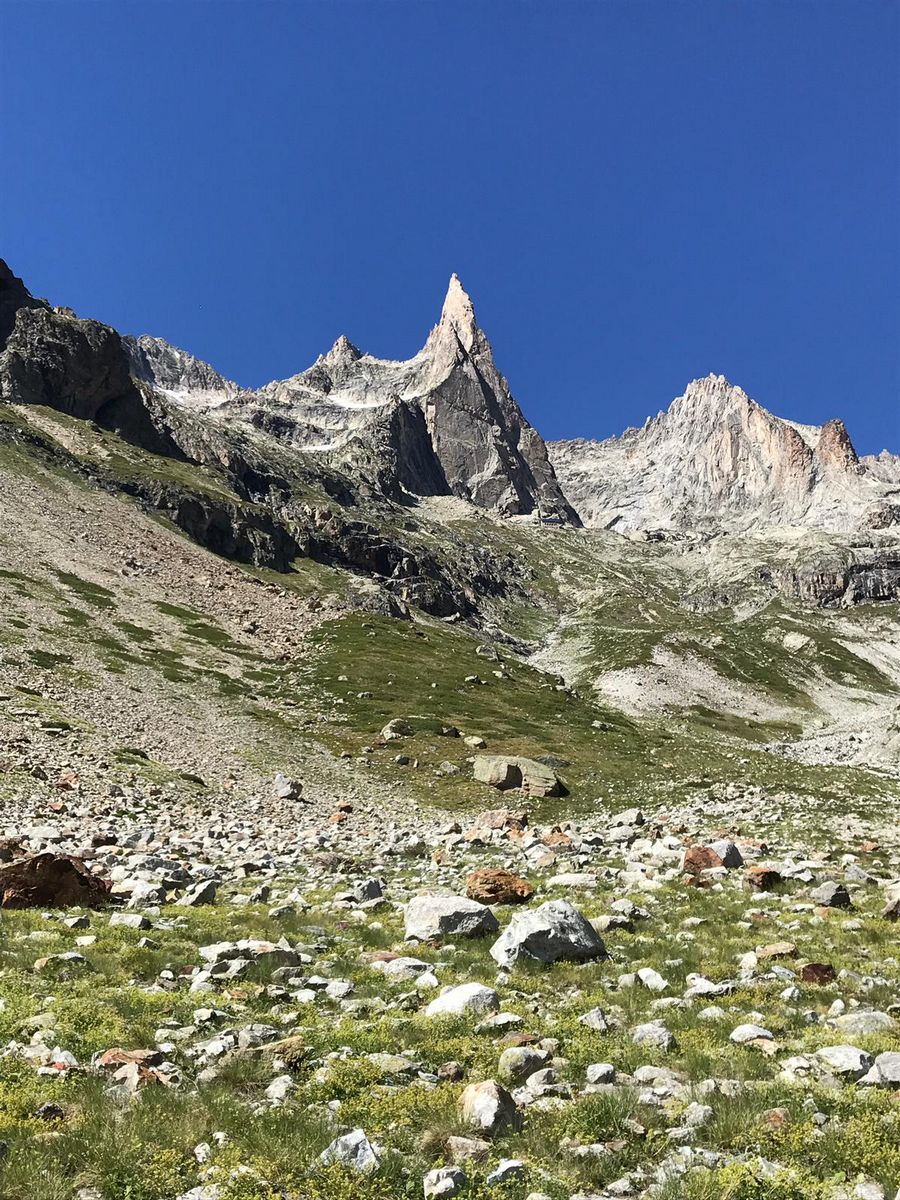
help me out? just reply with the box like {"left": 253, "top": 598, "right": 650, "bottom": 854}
{"left": 549, "top": 374, "right": 897, "bottom": 533}
{"left": 122, "top": 335, "right": 241, "bottom": 407}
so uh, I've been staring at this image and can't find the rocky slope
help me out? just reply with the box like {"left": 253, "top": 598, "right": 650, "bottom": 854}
{"left": 549, "top": 374, "right": 900, "bottom": 533}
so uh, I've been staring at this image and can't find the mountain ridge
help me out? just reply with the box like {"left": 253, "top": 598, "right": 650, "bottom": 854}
{"left": 549, "top": 373, "right": 899, "bottom": 533}
{"left": 2, "top": 258, "right": 897, "bottom": 538}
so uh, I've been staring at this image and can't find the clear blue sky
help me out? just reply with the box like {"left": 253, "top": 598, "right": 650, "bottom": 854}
{"left": 2, "top": 0, "right": 898, "bottom": 452}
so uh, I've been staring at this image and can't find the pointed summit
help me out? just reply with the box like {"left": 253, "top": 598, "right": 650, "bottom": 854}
{"left": 322, "top": 334, "right": 362, "bottom": 366}
{"left": 438, "top": 273, "right": 478, "bottom": 352}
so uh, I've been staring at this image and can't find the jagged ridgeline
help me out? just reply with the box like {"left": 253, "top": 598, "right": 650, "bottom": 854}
{"left": 0, "top": 261, "right": 581, "bottom": 620}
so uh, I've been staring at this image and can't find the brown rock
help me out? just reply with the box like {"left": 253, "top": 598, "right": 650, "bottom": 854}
{"left": 97, "top": 1047, "right": 163, "bottom": 1069}
{"left": 0, "top": 838, "right": 24, "bottom": 863}
{"left": 745, "top": 866, "right": 783, "bottom": 892}
{"left": 0, "top": 853, "right": 110, "bottom": 909}
{"left": 682, "top": 846, "right": 724, "bottom": 874}
{"left": 799, "top": 961, "right": 836, "bottom": 985}
{"left": 473, "top": 809, "right": 529, "bottom": 832}
{"left": 446, "top": 1135, "right": 491, "bottom": 1164}
{"left": 760, "top": 1107, "right": 791, "bottom": 1131}
{"left": 466, "top": 867, "right": 534, "bottom": 906}
{"left": 437, "top": 1060, "right": 465, "bottom": 1082}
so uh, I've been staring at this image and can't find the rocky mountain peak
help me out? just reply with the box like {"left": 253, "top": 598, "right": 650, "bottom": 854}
{"left": 818, "top": 418, "right": 860, "bottom": 472}
{"left": 321, "top": 334, "right": 362, "bottom": 368}
{"left": 549, "top": 376, "right": 892, "bottom": 533}
{"left": 436, "top": 272, "right": 479, "bottom": 353}
{"left": 0, "top": 258, "right": 45, "bottom": 350}
{"left": 122, "top": 334, "right": 239, "bottom": 408}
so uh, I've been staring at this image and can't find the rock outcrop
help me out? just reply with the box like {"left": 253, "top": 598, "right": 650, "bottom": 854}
{"left": 123, "top": 335, "right": 241, "bottom": 407}
{"left": 549, "top": 374, "right": 898, "bottom": 533}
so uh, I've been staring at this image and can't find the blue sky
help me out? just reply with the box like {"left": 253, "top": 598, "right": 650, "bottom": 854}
{"left": 2, "top": 0, "right": 898, "bottom": 452}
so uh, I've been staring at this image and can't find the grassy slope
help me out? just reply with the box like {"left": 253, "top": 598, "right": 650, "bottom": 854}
{"left": 288, "top": 613, "right": 898, "bottom": 819}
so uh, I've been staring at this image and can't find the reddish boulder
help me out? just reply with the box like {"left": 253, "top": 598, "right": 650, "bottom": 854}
{"left": 682, "top": 846, "right": 724, "bottom": 875}
{"left": 466, "top": 867, "right": 534, "bottom": 906}
{"left": 0, "top": 853, "right": 110, "bottom": 909}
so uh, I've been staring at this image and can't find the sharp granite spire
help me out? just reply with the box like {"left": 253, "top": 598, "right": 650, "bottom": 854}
{"left": 437, "top": 273, "right": 479, "bottom": 353}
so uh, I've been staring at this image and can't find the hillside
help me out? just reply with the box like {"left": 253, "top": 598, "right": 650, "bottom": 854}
{"left": 0, "top": 259, "right": 899, "bottom": 1200}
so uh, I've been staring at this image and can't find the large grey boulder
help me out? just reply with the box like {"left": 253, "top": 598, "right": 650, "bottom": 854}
{"left": 473, "top": 755, "right": 561, "bottom": 797}
{"left": 816, "top": 1045, "right": 873, "bottom": 1079}
{"left": 405, "top": 895, "right": 499, "bottom": 941}
{"left": 860, "top": 1051, "right": 900, "bottom": 1088}
{"left": 489, "top": 899, "right": 607, "bottom": 967}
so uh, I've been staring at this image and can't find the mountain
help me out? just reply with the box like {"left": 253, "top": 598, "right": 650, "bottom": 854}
{"left": 3, "top": 263, "right": 900, "bottom": 1200}
{"left": 549, "top": 374, "right": 900, "bottom": 532}
{"left": 121, "top": 274, "right": 576, "bottom": 521}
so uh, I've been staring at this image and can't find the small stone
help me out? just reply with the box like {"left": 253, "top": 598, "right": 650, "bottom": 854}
{"left": 423, "top": 1166, "right": 467, "bottom": 1198}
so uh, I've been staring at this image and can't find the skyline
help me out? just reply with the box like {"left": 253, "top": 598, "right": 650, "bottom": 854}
{"left": 3, "top": 0, "right": 898, "bottom": 454}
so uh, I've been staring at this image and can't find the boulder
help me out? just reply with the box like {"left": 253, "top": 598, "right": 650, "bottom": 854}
{"left": 176, "top": 880, "right": 218, "bottom": 907}
{"left": 381, "top": 718, "right": 413, "bottom": 741}
{"left": 319, "top": 1128, "right": 379, "bottom": 1172}
{"left": 458, "top": 1079, "right": 518, "bottom": 1136}
{"left": 860, "top": 1051, "right": 900, "bottom": 1088}
{"left": 745, "top": 867, "right": 783, "bottom": 892}
{"left": 405, "top": 895, "right": 499, "bottom": 941}
{"left": 472, "top": 809, "right": 528, "bottom": 832}
{"left": 498, "top": 1045, "right": 549, "bottom": 1083}
{"left": 0, "top": 854, "right": 110, "bottom": 909}
{"left": 473, "top": 755, "right": 562, "bottom": 797}
{"left": 423, "top": 1166, "right": 467, "bottom": 1198}
{"left": 425, "top": 983, "right": 500, "bottom": 1018}
{"left": 707, "top": 839, "right": 744, "bottom": 868}
{"left": 465, "top": 867, "right": 533, "bottom": 905}
{"left": 271, "top": 773, "right": 303, "bottom": 801}
{"left": 490, "top": 899, "right": 608, "bottom": 968}
{"left": 811, "top": 881, "right": 851, "bottom": 908}
{"left": 681, "top": 846, "right": 724, "bottom": 875}
{"left": 816, "top": 1044, "right": 873, "bottom": 1079}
